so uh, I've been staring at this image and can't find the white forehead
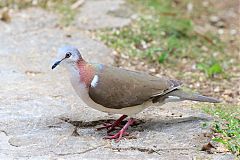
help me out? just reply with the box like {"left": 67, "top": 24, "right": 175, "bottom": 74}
{"left": 58, "top": 46, "right": 80, "bottom": 56}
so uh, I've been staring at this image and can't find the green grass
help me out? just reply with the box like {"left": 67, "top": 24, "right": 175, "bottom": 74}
{"left": 202, "top": 104, "right": 240, "bottom": 155}
{"left": 0, "top": 0, "right": 77, "bottom": 26}
{"left": 0, "top": 0, "right": 48, "bottom": 9}
{"left": 53, "top": 1, "right": 76, "bottom": 26}
{"left": 98, "top": 0, "right": 227, "bottom": 78}
{"left": 196, "top": 60, "right": 223, "bottom": 78}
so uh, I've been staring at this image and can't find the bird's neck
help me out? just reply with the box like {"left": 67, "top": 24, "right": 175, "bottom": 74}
{"left": 75, "top": 60, "right": 95, "bottom": 87}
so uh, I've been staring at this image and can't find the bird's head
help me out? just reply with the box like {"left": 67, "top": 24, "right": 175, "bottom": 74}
{"left": 52, "top": 46, "right": 82, "bottom": 69}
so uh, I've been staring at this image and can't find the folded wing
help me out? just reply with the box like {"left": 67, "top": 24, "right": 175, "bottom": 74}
{"left": 89, "top": 66, "right": 181, "bottom": 109}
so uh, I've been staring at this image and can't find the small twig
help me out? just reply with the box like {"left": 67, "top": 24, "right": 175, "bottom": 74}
{"left": 71, "top": 0, "right": 85, "bottom": 10}
{"left": 194, "top": 31, "right": 214, "bottom": 45}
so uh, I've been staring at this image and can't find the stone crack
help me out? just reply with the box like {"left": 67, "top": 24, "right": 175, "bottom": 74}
{"left": 51, "top": 144, "right": 106, "bottom": 156}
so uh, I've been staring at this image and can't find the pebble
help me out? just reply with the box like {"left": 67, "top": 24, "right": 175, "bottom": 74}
{"left": 187, "top": 3, "right": 193, "bottom": 12}
{"left": 230, "top": 29, "right": 237, "bottom": 35}
{"left": 210, "top": 16, "right": 220, "bottom": 23}
{"left": 149, "top": 68, "right": 156, "bottom": 73}
{"left": 141, "top": 40, "right": 148, "bottom": 49}
{"left": 202, "top": 1, "right": 209, "bottom": 7}
{"left": 216, "top": 21, "right": 225, "bottom": 28}
{"left": 213, "top": 52, "right": 219, "bottom": 57}
{"left": 195, "top": 82, "right": 200, "bottom": 88}
{"left": 131, "top": 14, "right": 138, "bottom": 20}
{"left": 201, "top": 46, "right": 208, "bottom": 52}
{"left": 218, "top": 29, "right": 224, "bottom": 35}
{"left": 160, "top": 31, "right": 166, "bottom": 36}
{"left": 214, "top": 86, "right": 220, "bottom": 92}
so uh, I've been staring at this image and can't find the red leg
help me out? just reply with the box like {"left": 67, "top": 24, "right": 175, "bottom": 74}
{"left": 96, "top": 115, "right": 127, "bottom": 133}
{"left": 104, "top": 118, "right": 135, "bottom": 142}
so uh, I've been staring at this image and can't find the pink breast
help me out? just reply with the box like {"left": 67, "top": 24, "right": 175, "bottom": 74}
{"left": 77, "top": 60, "right": 95, "bottom": 86}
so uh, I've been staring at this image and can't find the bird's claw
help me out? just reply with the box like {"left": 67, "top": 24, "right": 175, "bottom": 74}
{"left": 96, "top": 123, "right": 121, "bottom": 132}
{"left": 104, "top": 130, "right": 126, "bottom": 142}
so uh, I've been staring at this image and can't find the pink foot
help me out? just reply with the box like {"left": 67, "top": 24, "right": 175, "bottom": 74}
{"left": 104, "top": 118, "right": 135, "bottom": 142}
{"left": 96, "top": 115, "right": 127, "bottom": 133}
{"left": 107, "top": 131, "right": 129, "bottom": 136}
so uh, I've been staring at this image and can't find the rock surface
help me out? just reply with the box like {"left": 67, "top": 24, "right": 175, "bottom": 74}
{"left": 74, "top": 0, "right": 131, "bottom": 30}
{"left": 0, "top": 1, "right": 234, "bottom": 160}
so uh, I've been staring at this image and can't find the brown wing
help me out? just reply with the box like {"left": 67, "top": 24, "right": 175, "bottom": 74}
{"left": 89, "top": 66, "right": 181, "bottom": 109}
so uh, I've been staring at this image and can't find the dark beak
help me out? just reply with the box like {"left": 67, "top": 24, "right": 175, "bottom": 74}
{"left": 52, "top": 60, "right": 62, "bottom": 70}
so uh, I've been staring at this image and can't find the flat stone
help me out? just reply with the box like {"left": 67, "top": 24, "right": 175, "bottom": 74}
{"left": 74, "top": 0, "right": 132, "bottom": 30}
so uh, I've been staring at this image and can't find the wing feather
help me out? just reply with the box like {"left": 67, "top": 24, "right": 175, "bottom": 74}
{"left": 89, "top": 65, "right": 181, "bottom": 109}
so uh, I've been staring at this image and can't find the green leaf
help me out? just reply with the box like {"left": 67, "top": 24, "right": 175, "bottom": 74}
{"left": 158, "top": 51, "right": 168, "bottom": 63}
{"left": 201, "top": 122, "right": 208, "bottom": 128}
{"left": 215, "top": 123, "right": 222, "bottom": 132}
{"left": 196, "top": 63, "right": 208, "bottom": 74}
{"left": 212, "top": 137, "right": 227, "bottom": 144}
{"left": 208, "top": 63, "right": 223, "bottom": 76}
{"left": 196, "top": 63, "right": 206, "bottom": 70}
{"left": 197, "top": 61, "right": 223, "bottom": 77}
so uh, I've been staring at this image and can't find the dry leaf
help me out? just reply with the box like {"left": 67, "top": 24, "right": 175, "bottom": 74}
{"left": 1, "top": 8, "right": 11, "bottom": 23}
{"left": 201, "top": 142, "right": 216, "bottom": 153}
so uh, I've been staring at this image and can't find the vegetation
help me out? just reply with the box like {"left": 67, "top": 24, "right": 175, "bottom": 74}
{"left": 98, "top": 0, "right": 227, "bottom": 78}
{"left": 97, "top": 0, "right": 239, "bottom": 154}
{"left": 0, "top": 0, "right": 77, "bottom": 26}
{"left": 202, "top": 104, "right": 240, "bottom": 155}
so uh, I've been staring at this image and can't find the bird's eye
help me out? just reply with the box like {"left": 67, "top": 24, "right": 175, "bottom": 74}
{"left": 65, "top": 52, "right": 71, "bottom": 58}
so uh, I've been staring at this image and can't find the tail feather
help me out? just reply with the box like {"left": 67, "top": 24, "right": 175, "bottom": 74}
{"left": 165, "top": 89, "right": 221, "bottom": 103}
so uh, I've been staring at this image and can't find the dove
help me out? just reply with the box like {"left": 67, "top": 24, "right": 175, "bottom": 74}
{"left": 52, "top": 46, "right": 220, "bottom": 142}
